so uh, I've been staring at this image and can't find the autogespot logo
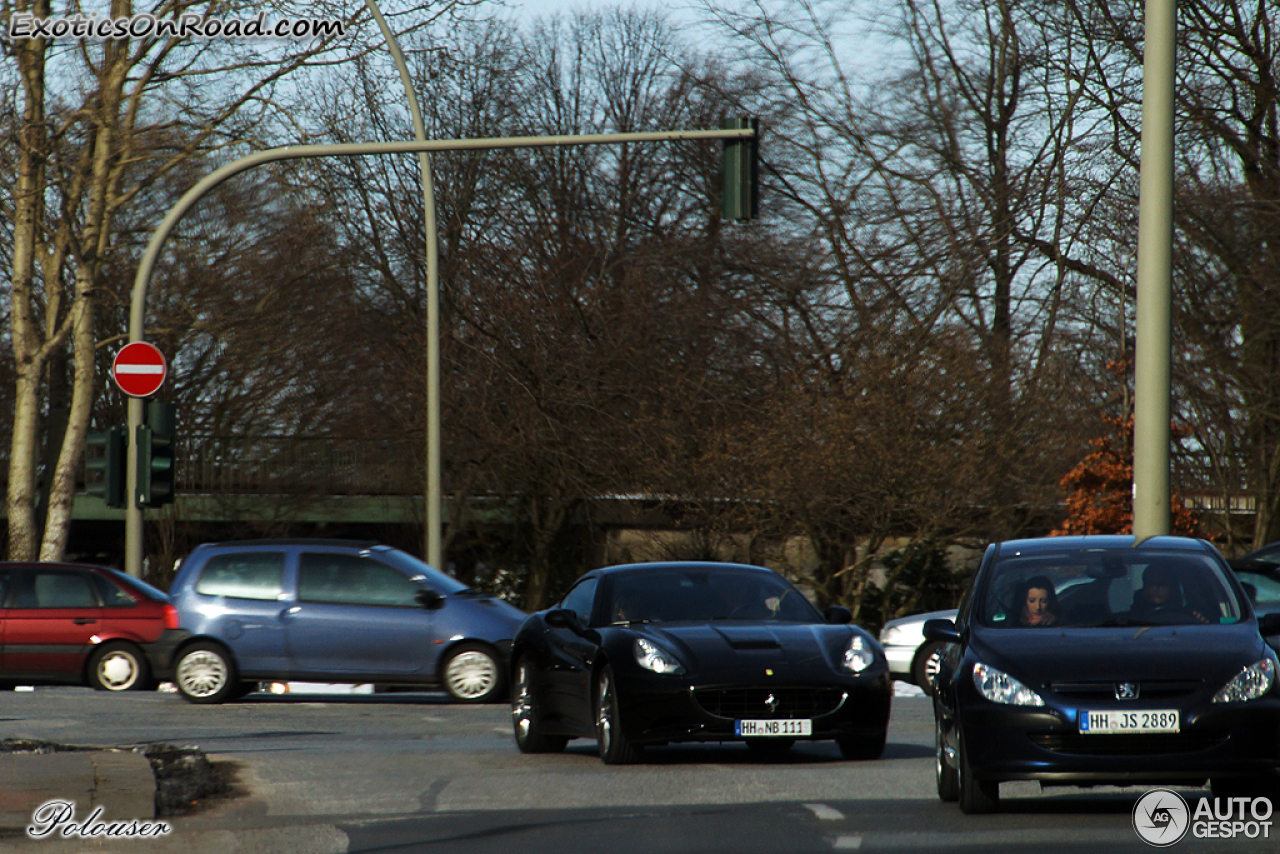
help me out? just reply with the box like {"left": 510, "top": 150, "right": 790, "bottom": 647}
{"left": 1133, "top": 789, "right": 1190, "bottom": 847}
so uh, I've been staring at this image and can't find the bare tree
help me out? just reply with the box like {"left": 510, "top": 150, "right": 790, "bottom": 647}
{"left": 1, "top": 0, "right": 451, "bottom": 560}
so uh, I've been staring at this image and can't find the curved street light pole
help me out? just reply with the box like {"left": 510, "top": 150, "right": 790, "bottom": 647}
{"left": 122, "top": 129, "right": 755, "bottom": 576}
{"left": 361, "top": 0, "right": 443, "bottom": 568}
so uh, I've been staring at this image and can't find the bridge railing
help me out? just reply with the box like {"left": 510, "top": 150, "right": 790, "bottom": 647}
{"left": 176, "top": 436, "right": 422, "bottom": 496}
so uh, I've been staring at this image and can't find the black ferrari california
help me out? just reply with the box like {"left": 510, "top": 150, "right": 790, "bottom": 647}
{"left": 927, "top": 535, "right": 1280, "bottom": 813}
{"left": 509, "top": 561, "right": 892, "bottom": 764}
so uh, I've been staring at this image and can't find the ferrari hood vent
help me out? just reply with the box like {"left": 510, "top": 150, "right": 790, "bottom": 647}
{"left": 730, "top": 639, "right": 783, "bottom": 650}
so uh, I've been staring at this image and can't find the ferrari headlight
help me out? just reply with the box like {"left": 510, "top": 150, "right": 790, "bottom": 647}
{"left": 1214, "top": 657, "right": 1276, "bottom": 703}
{"left": 842, "top": 635, "right": 876, "bottom": 674}
{"left": 972, "top": 662, "right": 1044, "bottom": 706}
{"left": 634, "top": 638, "right": 685, "bottom": 675}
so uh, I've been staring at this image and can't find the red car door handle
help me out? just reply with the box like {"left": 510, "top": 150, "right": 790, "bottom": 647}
{"left": 73, "top": 618, "right": 96, "bottom": 625}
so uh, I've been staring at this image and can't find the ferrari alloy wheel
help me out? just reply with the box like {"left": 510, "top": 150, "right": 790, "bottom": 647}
{"left": 957, "top": 732, "right": 999, "bottom": 814}
{"left": 511, "top": 660, "right": 567, "bottom": 754}
{"left": 175, "top": 643, "right": 237, "bottom": 704}
{"left": 595, "top": 667, "right": 641, "bottom": 765}
{"left": 935, "top": 716, "right": 959, "bottom": 801}
{"left": 442, "top": 644, "right": 505, "bottom": 703}
{"left": 87, "top": 642, "right": 149, "bottom": 691}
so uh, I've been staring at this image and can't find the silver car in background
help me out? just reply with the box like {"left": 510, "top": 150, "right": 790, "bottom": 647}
{"left": 879, "top": 608, "right": 958, "bottom": 696}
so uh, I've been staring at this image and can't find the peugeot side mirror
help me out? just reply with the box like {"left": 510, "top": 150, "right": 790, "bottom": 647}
{"left": 1259, "top": 612, "right": 1280, "bottom": 637}
{"left": 923, "top": 618, "right": 961, "bottom": 644}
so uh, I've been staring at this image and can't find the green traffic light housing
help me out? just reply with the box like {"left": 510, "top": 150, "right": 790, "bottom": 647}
{"left": 137, "top": 399, "right": 176, "bottom": 507}
{"left": 722, "top": 116, "right": 759, "bottom": 222}
{"left": 85, "top": 426, "right": 127, "bottom": 508}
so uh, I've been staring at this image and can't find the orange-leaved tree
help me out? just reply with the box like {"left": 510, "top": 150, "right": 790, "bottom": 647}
{"left": 1052, "top": 414, "right": 1200, "bottom": 536}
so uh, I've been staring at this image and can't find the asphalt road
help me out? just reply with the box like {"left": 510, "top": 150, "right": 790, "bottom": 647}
{"left": 1, "top": 685, "right": 1273, "bottom": 852}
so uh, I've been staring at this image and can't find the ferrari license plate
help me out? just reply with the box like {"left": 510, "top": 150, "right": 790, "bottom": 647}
{"left": 735, "top": 719, "right": 811, "bottom": 737}
{"left": 1079, "top": 709, "right": 1180, "bottom": 734}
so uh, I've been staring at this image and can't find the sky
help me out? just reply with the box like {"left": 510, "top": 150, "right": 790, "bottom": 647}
{"left": 506, "top": 0, "right": 696, "bottom": 25}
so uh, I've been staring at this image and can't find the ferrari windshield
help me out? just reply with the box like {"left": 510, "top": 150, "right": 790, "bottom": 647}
{"left": 603, "top": 566, "right": 821, "bottom": 624}
{"left": 979, "top": 548, "right": 1244, "bottom": 629}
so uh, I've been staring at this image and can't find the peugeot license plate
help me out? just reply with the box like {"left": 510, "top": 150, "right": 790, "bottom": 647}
{"left": 1079, "top": 709, "right": 1179, "bottom": 734}
{"left": 735, "top": 719, "right": 811, "bottom": 737}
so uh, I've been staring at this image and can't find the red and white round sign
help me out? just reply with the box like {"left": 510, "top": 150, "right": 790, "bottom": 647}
{"left": 111, "top": 342, "right": 167, "bottom": 398}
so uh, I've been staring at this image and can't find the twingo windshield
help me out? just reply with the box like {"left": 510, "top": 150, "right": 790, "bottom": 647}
{"left": 377, "top": 549, "right": 468, "bottom": 595}
{"left": 603, "top": 567, "right": 822, "bottom": 625}
{"left": 979, "top": 549, "right": 1244, "bottom": 629}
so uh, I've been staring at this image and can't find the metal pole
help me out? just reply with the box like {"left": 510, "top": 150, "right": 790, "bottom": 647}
{"left": 360, "top": 2, "right": 442, "bottom": 569}
{"left": 1132, "top": 0, "right": 1176, "bottom": 543}
{"left": 122, "top": 128, "right": 754, "bottom": 576}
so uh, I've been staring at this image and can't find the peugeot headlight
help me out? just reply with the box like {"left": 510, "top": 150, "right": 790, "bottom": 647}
{"left": 842, "top": 635, "right": 876, "bottom": 674}
{"left": 972, "top": 662, "right": 1045, "bottom": 706}
{"left": 1213, "top": 657, "right": 1276, "bottom": 703}
{"left": 634, "top": 638, "right": 685, "bottom": 675}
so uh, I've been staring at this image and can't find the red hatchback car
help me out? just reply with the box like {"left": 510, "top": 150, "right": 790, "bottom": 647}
{"left": 0, "top": 562, "right": 186, "bottom": 691}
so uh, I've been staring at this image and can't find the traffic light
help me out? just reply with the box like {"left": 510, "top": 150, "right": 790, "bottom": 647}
{"left": 85, "top": 426, "right": 127, "bottom": 508}
{"left": 136, "top": 400, "right": 176, "bottom": 507}
{"left": 722, "top": 116, "right": 759, "bottom": 222}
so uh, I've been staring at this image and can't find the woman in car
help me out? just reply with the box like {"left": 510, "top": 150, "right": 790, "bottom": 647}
{"left": 1016, "top": 576, "right": 1059, "bottom": 627}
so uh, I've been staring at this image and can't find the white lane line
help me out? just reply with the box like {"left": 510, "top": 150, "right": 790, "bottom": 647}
{"left": 804, "top": 803, "right": 845, "bottom": 821}
{"left": 833, "top": 835, "right": 863, "bottom": 850}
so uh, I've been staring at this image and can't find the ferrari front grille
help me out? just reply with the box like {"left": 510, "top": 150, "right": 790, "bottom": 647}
{"left": 692, "top": 686, "right": 846, "bottom": 719}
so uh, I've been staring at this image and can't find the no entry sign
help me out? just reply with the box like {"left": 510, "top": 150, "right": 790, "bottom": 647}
{"left": 111, "top": 342, "right": 167, "bottom": 398}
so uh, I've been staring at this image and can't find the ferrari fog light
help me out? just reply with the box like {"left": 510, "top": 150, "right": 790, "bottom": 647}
{"left": 972, "top": 662, "right": 1044, "bottom": 706}
{"left": 634, "top": 638, "right": 685, "bottom": 674}
{"left": 1214, "top": 657, "right": 1276, "bottom": 703}
{"left": 842, "top": 635, "right": 875, "bottom": 674}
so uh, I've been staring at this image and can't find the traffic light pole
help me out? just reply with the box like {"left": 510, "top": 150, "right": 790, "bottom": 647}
{"left": 124, "top": 125, "right": 757, "bottom": 576}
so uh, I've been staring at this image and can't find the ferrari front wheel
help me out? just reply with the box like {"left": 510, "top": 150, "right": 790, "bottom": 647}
{"left": 595, "top": 666, "right": 641, "bottom": 765}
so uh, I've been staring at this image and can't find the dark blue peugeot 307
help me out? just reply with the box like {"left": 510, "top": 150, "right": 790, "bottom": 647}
{"left": 168, "top": 539, "right": 525, "bottom": 704}
{"left": 927, "top": 535, "right": 1280, "bottom": 813}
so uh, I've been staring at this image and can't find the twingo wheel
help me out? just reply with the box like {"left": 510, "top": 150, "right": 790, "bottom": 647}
{"left": 595, "top": 666, "right": 641, "bottom": 765}
{"left": 174, "top": 642, "right": 238, "bottom": 704}
{"left": 87, "top": 642, "right": 149, "bottom": 691}
{"left": 935, "top": 715, "right": 959, "bottom": 802}
{"left": 442, "top": 643, "right": 506, "bottom": 704}
{"left": 957, "top": 732, "right": 999, "bottom": 814}
{"left": 511, "top": 659, "right": 568, "bottom": 753}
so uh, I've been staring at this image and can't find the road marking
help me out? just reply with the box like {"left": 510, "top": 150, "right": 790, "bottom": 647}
{"left": 804, "top": 803, "right": 845, "bottom": 821}
{"left": 833, "top": 835, "right": 863, "bottom": 850}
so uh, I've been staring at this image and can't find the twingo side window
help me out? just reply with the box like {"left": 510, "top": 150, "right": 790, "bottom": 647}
{"left": 195, "top": 552, "right": 285, "bottom": 601}
{"left": 298, "top": 552, "right": 420, "bottom": 608}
